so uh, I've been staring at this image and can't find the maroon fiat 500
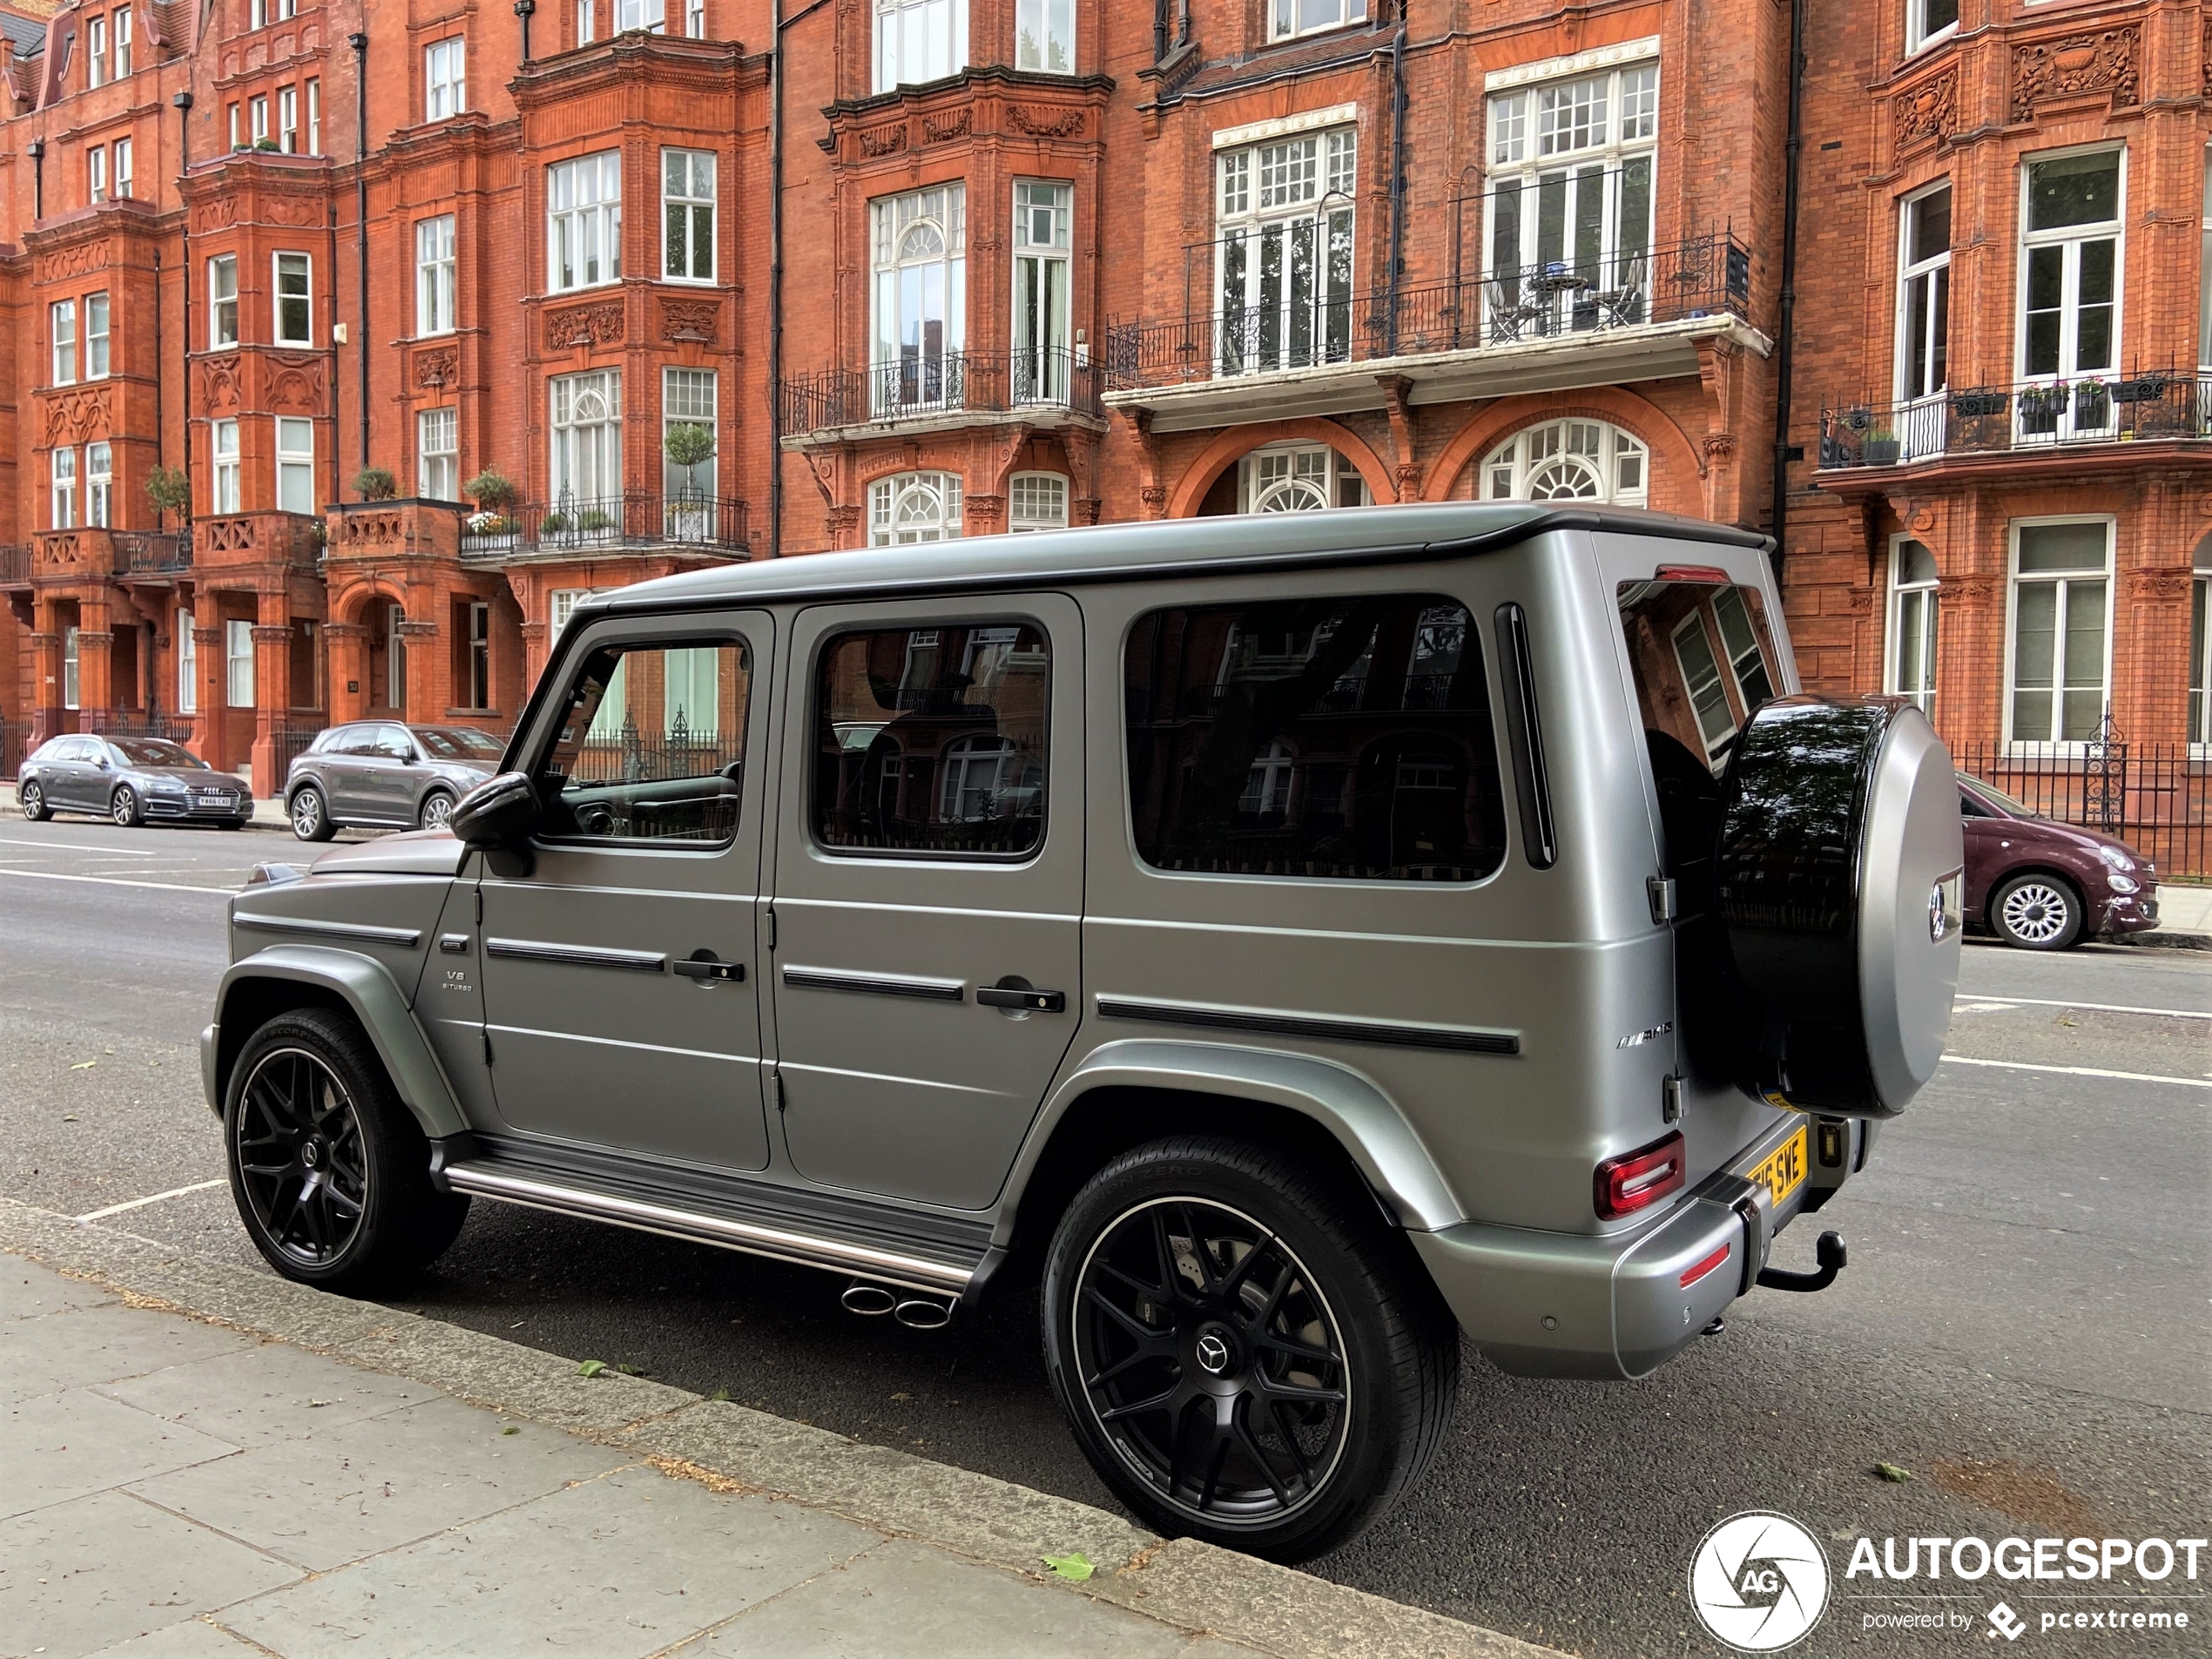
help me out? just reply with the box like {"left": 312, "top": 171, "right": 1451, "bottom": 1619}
{"left": 1959, "top": 772, "right": 2160, "bottom": 950}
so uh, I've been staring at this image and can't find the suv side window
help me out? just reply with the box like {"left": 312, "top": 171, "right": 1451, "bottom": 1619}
{"left": 1125, "top": 594, "right": 1508, "bottom": 882}
{"left": 532, "top": 637, "right": 750, "bottom": 846}
{"left": 812, "top": 621, "right": 1049, "bottom": 858}
{"left": 374, "top": 725, "right": 418, "bottom": 760}
{"left": 331, "top": 725, "right": 381, "bottom": 757}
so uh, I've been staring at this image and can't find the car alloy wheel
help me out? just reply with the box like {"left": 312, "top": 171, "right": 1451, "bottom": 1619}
{"left": 1070, "top": 1197, "right": 1351, "bottom": 1527}
{"left": 230, "top": 1046, "right": 370, "bottom": 1270}
{"left": 1996, "top": 876, "right": 2078, "bottom": 949}
{"left": 418, "top": 792, "right": 455, "bottom": 831}
{"left": 292, "top": 789, "right": 323, "bottom": 839}
{"left": 111, "top": 786, "right": 143, "bottom": 827}
{"left": 20, "top": 781, "right": 47, "bottom": 820}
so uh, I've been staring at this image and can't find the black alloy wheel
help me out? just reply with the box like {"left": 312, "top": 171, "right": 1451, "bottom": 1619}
{"left": 20, "top": 780, "right": 50, "bottom": 820}
{"left": 231, "top": 1045, "right": 371, "bottom": 1270}
{"left": 111, "top": 785, "right": 144, "bottom": 827}
{"left": 1073, "top": 1197, "right": 1352, "bottom": 1525}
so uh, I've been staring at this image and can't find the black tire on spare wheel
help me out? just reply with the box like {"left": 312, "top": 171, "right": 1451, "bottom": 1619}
{"left": 224, "top": 1008, "right": 469, "bottom": 1293}
{"left": 1713, "top": 695, "right": 1963, "bottom": 1118}
{"left": 1041, "top": 1134, "right": 1459, "bottom": 1563}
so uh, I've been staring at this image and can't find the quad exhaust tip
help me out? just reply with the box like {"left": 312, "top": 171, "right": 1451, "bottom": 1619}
{"left": 841, "top": 1280, "right": 954, "bottom": 1329}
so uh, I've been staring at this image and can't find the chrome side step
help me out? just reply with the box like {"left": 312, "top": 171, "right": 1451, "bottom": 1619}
{"left": 441, "top": 1164, "right": 974, "bottom": 1295}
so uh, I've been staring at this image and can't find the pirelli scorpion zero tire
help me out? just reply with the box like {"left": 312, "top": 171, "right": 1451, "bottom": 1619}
{"left": 1715, "top": 696, "right": 1963, "bottom": 1118}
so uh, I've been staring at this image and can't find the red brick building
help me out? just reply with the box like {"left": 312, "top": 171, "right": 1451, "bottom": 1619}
{"left": 1, "top": 0, "right": 2204, "bottom": 867}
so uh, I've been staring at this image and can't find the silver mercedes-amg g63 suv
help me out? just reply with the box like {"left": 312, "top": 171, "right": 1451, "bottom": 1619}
{"left": 206, "top": 503, "right": 1961, "bottom": 1559}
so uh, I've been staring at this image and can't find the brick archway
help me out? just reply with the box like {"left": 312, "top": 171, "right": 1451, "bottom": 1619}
{"left": 1423, "top": 390, "right": 1705, "bottom": 516}
{"left": 1165, "top": 420, "right": 1397, "bottom": 520}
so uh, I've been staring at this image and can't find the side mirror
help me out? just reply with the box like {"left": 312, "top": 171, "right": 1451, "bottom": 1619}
{"left": 448, "top": 771, "right": 540, "bottom": 849}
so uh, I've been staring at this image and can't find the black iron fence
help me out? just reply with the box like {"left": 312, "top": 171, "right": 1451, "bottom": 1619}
{"left": 1820, "top": 372, "right": 2212, "bottom": 469}
{"left": 779, "top": 347, "right": 1103, "bottom": 435}
{"left": 80, "top": 710, "right": 196, "bottom": 741}
{"left": 566, "top": 714, "right": 743, "bottom": 785}
{"left": 1956, "top": 735, "right": 2209, "bottom": 879}
{"left": 460, "top": 493, "right": 750, "bottom": 559}
{"left": 274, "top": 716, "right": 328, "bottom": 776}
{"left": 114, "top": 531, "right": 191, "bottom": 575}
{"left": 0, "top": 545, "right": 30, "bottom": 584}
{"left": 0, "top": 717, "right": 22, "bottom": 779}
{"left": 1103, "top": 233, "right": 1751, "bottom": 391}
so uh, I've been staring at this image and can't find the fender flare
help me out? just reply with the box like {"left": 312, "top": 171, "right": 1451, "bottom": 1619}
{"left": 206, "top": 945, "right": 469, "bottom": 1139}
{"left": 1008, "top": 1038, "right": 1465, "bottom": 1233}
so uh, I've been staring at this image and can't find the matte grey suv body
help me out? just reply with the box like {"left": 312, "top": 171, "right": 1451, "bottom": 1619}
{"left": 205, "top": 504, "right": 1961, "bottom": 1559}
{"left": 284, "top": 723, "right": 504, "bottom": 839}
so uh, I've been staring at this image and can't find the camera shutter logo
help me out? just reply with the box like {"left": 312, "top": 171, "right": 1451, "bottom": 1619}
{"left": 1689, "top": 1512, "right": 1832, "bottom": 1651}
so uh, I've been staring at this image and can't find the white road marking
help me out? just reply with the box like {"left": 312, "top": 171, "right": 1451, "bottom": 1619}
{"left": 0, "top": 837, "right": 164, "bottom": 856}
{"left": 1942, "top": 1055, "right": 2212, "bottom": 1089}
{"left": 1953, "top": 995, "right": 2212, "bottom": 1021}
{"left": 0, "top": 868, "right": 236, "bottom": 895}
{"left": 76, "top": 1179, "right": 226, "bottom": 1221}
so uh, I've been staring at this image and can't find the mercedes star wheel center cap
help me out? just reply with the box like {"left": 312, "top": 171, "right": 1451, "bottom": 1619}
{"left": 1195, "top": 1330, "right": 1231, "bottom": 1375}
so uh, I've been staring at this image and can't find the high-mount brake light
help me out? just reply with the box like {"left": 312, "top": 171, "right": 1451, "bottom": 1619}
{"left": 1655, "top": 563, "right": 1731, "bottom": 584}
{"left": 1595, "top": 1131, "right": 1686, "bottom": 1220}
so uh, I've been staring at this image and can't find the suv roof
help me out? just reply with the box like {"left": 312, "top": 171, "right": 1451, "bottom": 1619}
{"left": 577, "top": 503, "right": 1770, "bottom": 624}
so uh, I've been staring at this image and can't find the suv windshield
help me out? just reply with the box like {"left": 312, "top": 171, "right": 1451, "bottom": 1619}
{"left": 414, "top": 727, "right": 506, "bottom": 761}
{"left": 107, "top": 738, "right": 206, "bottom": 768}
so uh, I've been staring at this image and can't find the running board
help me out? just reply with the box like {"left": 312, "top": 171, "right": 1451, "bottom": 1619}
{"left": 441, "top": 1164, "right": 975, "bottom": 1296}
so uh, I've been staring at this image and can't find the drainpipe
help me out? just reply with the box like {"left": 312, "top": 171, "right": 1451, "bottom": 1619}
{"left": 1769, "top": 0, "right": 1806, "bottom": 577}
{"left": 516, "top": 0, "right": 535, "bottom": 63}
{"left": 350, "top": 31, "right": 369, "bottom": 497}
{"left": 26, "top": 139, "right": 42, "bottom": 218}
{"left": 153, "top": 249, "right": 164, "bottom": 469}
{"left": 1385, "top": 24, "right": 1406, "bottom": 358}
{"left": 172, "top": 92, "right": 193, "bottom": 496}
{"left": 769, "top": 0, "right": 836, "bottom": 557}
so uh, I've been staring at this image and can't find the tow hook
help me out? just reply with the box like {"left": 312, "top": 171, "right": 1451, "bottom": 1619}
{"left": 1757, "top": 1231, "right": 1846, "bottom": 1293}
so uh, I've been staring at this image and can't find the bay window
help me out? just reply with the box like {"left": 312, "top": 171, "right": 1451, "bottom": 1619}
{"left": 872, "top": 185, "right": 966, "bottom": 413}
{"left": 662, "top": 149, "right": 715, "bottom": 283}
{"left": 1906, "top": 0, "right": 1958, "bottom": 55}
{"left": 51, "top": 300, "right": 76, "bottom": 385}
{"left": 577, "top": 0, "right": 596, "bottom": 44}
{"left": 273, "top": 252, "right": 312, "bottom": 346}
{"left": 549, "top": 151, "right": 623, "bottom": 293}
{"left": 617, "top": 0, "right": 665, "bottom": 30}
{"left": 212, "top": 418, "right": 240, "bottom": 512}
{"left": 87, "top": 442, "right": 112, "bottom": 527}
{"left": 88, "top": 145, "right": 107, "bottom": 205}
{"left": 1888, "top": 537, "right": 1939, "bottom": 721}
{"left": 1013, "top": 179, "right": 1070, "bottom": 403}
{"left": 1215, "top": 127, "right": 1356, "bottom": 377}
{"left": 1269, "top": 0, "right": 1364, "bottom": 42}
{"left": 86, "top": 293, "right": 110, "bottom": 379}
{"left": 875, "top": 0, "right": 965, "bottom": 93}
{"left": 1015, "top": 0, "right": 1071, "bottom": 71}
{"left": 416, "top": 214, "right": 456, "bottom": 335}
{"left": 208, "top": 254, "right": 239, "bottom": 347}
{"left": 2018, "top": 149, "right": 2121, "bottom": 442}
{"left": 550, "top": 369, "right": 621, "bottom": 505}
{"left": 51, "top": 446, "right": 77, "bottom": 529}
{"left": 419, "top": 407, "right": 458, "bottom": 500}
{"left": 114, "top": 138, "right": 132, "bottom": 199}
{"left": 2007, "top": 520, "right": 2112, "bottom": 745}
{"left": 279, "top": 85, "right": 297, "bottom": 152}
{"left": 275, "top": 416, "right": 314, "bottom": 514}
{"left": 251, "top": 96, "right": 269, "bottom": 145}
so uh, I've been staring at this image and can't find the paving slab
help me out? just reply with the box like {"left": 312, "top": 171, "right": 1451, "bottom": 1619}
{"left": 1, "top": 1388, "right": 242, "bottom": 1521}
{"left": 83, "top": 1619, "right": 267, "bottom": 1658}
{"left": 0, "top": 1258, "right": 117, "bottom": 1323}
{"left": 0, "top": 1300, "right": 255, "bottom": 1407}
{"left": 94, "top": 1339, "right": 442, "bottom": 1448}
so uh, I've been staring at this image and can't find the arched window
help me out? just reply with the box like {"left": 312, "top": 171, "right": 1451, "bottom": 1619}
{"left": 1238, "top": 443, "right": 1370, "bottom": 513}
{"left": 940, "top": 731, "right": 1041, "bottom": 821}
{"left": 1480, "top": 418, "right": 1647, "bottom": 506}
{"left": 869, "top": 471, "right": 963, "bottom": 544}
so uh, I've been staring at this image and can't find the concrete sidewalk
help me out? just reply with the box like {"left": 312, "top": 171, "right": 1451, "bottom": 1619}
{"left": 0, "top": 1207, "right": 1547, "bottom": 1659}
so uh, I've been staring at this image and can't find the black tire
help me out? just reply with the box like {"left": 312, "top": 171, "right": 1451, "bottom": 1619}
{"left": 1990, "top": 873, "right": 2083, "bottom": 951}
{"left": 224, "top": 1008, "right": 470, "bottom": 1293}
{"left": 1042, "top": 1135, "right": 1458, "bottom": 1562}
{"left": 20, "top": 780, "right": 51, "bottom": 820}
{"left": 291, "top": 785, "right": 337, "bottom": 841}
{"left": 416, "top": 790, "right": 455, "bottom": 832}
{"left": 111, "top": 785, "right": 144, "bottom": 827}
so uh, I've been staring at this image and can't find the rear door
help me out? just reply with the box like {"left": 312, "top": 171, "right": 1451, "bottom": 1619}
{"left": 765, "top": 596, "right": 1082, "bottom": 1211}
{"left": 365, "top": 725, "right": 423, "bottom": 825}
{"left": 475, "top": 609, "right": 773, "bottom": 1170}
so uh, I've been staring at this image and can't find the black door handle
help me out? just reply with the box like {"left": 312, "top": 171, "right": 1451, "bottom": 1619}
{"left": 674, "top": 952, "right": 745, "bottom": 983}
{"left": 977, "top": 986, "right": 1065, "bottom": 1013}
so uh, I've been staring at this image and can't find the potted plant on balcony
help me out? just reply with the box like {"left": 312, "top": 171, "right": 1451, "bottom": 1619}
{"left": 663, "top": 421, "right": 715, "bottom": 544}
{"left": 462, "top": 470, "right": 520, "bottom": 550}
{"left": 1861, "top": 425, "right": 1901, "bottom": 467}
{"left": 353, "top": 467, "right": 398, "bottom": 502}
{"left": 145, "top": 465, "right": 191, "bottom": 530}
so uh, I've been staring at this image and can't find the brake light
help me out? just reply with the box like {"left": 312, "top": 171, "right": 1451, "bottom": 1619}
{"left": 1655, "top": 563, "right": 1731, "bottom": 584}
{"left": 1595, "top": 1131, "right": 1686, "bottom": 1220}
{"left": 1679, "top": 1243, "right": 1731, "bottom": 1288}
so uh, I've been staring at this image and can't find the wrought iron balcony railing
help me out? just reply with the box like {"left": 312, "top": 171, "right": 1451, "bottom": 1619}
{"left": 460, "top": 492, "right": 751, "bottom": 559}
{"left": 779, "top": 347, "right": 1103, "bottom": 436}
{"left": 1103, "top": 233, "right": 1752, "bottom": 393}
{"left": 1819, "top": 372, "right": 2212, "bottom": 469}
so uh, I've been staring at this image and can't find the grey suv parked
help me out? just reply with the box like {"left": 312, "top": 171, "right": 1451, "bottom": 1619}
{"left": 285, "top": 723, "right": 505, "bottom": 840}
{"left": 206, "top": 505, "right": 1962, "bottom": 1559}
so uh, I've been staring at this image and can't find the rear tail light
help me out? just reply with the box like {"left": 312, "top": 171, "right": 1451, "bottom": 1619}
{"left": 1595, "top": 1131, "right": 1686, "bottom": 1220}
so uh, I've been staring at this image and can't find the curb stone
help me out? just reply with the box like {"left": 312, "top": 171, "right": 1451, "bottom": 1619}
{"left": 0, "top": 1197, "right": 1561, "bottom": 1659}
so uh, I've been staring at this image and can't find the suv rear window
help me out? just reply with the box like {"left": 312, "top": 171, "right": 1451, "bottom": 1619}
{"left": 1125, "top": 595, "right": 1508, "bottom": 882}
{"left": 1616, "top": 578, "right": 1780, "bottom": 771}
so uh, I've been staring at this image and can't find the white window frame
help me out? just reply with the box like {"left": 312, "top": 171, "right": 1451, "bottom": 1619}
{"left": 1238, "top": 442, "right": 1368, "bottom": 513}
{"left": 1214, "top": 128, "right": 1358, "bottom": 379}
{"left": 226, "top": 618, "right": 256, "bottom": 710}
{"left": 1008, "top": 471, "right": 1068, "bottom": 532}
{"left": 2016, "top": 145, "right": 2124, "bottom": 442}
{"left": 250, "top": 0, "right": 266, "bottom": 26}
{"left": 51, "top": 446, "right": 77, "bottom": 529}
{"left": 251, "top": 95, "right": 270, "bottom": 145}
{"left": 687, "top": 0, "right": 705, "bottom": 34}
{"left": 279, "top": 84, "right": 298, "bottom": 152}
{"left": 86, "top": 440, "right": 112, "bottom": 527}
{"left": 114, "top": 137, "right": 132, "bottom": 198}
{"left": 1479, "top": 417, "right": 1648, "bottom": 505}
{"left": 1015, "top": 0, "right": 1072, "bottom": 72}
{"left": 874, "top": 0, "right": 967, "bottom": 94}
{"left": 113, "top": 9, "right": 132, "bottom": 77}
{"left": 2004, "top": 516, "right": 2115, "bottom": 750}
{"left": 617, "top": 0, "right": 665, "bottom": 30}
{"left": 212, "top": 417, "right": 241, "bottom": 513}
{"left": 424, "top": 37, "right": 466, "bottom": 120}
{"left": 85, "top": 292, "right": 110, "bottom": 379}
{"left": 662, "top": 366, "right": 718, "bottom": 526}
{"left": 275, "top": 415, "right": 315, "bottom": 515}
{"left": 418, "top": 407, "right": 459, "bottom": 500}
{"left": 1669, "top": 609, "right": 1739, "bottom": 759}
{"left": 868, "top": 471, "right": 963, "bottom": 544}
{"left": 1887, "top": 536, "right": 1939, "bottom": 720}
{"left": 177, "top": 608, "right": 197, "bottom": 712}
{"left": 1269, "top": 0, "right": 1366, "bottom": 44}
{"left": 85, "top": 14, "right": 106, "bottom": 87}
{"left": 386, "top": 604, "right": 408, "bottom": 708}
{"left": 1012, "top": 179, "right": 1071, "bottom": 404}
{"left": 63, "top": 627, "right": 80, "bottom": 710}
{"left": 577, "top": 0, "right": 596, "bottom": 44}
{"left": 51, "top": 299, "right": 77, "bottom": 385}
{"left": 88, "top": 143, "right": 107, "bottom": 205}
{"left": 550, "top": 589, "right": 603, "bottom": 637}
{"left": 208, "top": 254, "right": 239, "bottom": 348}
{"left": 415, "top": 214, "right": 456, "bottom": 335}
{"left": 307, "top": 79, "right": 320, "bottom": 154}
{"left": 1905, "top": 0, "right": 1959, "bottom": 57}
{"left": 872, "top": 185, "right": 966, "bottom": 413}
{"left": 550, "top": 369, "right": 622, "bottom": 505}
{"left": 465, "top": 602, "right": 492, "bottom": 710}
{"left": 548, "top": 151, "right": 623, "bottom": 294}
{"left": 661, "top": 149, "right": 715, "bottom": 284}
{"left": 273, "top": 251, "right": 313, "bottom": 346}
{"left": 2191, "top": 542, "right": 2212, "bottom": 750}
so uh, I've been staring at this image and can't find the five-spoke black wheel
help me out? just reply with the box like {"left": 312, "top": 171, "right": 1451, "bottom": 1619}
{"left": 1044, "top": 1136, "right": 1458, "bottom": 1561}
{"left": 225, "top": 1008, "right": 469, "bottom": 1292}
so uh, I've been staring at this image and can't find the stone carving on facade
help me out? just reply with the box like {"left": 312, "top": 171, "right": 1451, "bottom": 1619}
{"left": 543, "top": 300, "right": 625, "bottom": 350}
{"left": 921, "top": 109, "right": 972, "bottom": 144}
{"left": 2204, "top": 20, "right": 2212, "bottom": 98}
{"left": 34, "top": 530, "right": 93, "bottom": 570}
{"left": 414, "top": 346, "right": 460, "bottom": 389}
{"left": 1071, "top": 496, "right": 1102, "bottom": 526}
{"left": 201, "top": 517, "right": 256, "bottom": 553}
{"left": 262, "top": 193, "right": 325, "bottom": 227}
{"left": 37, "top": 242, "right": 110, "bottom": 283}
{"left": 198, "top": 357, "right": 242, "bottom": 414}
{"left": 858, "top": 124, "right": 907, "bottom": 158}
{"left": 1007, "top": 105, "right": 1086, "bottom": 139}
{"left": 333, "top": 510, "right": 404, "bottom": 548}
{"left": 191, "top": 197, "right": 239, "bottom": 233}
{"left": 42, "top": 386, "right": 111, "bottom": 445}
{"left": 2011, "top": 27, "right": 2139, "bottom": 122}
{"left": 269, "top": 362, "right": 325, "bottom": 412}
{"left": 1892, "top": 69, "right": 1958, "bottom": 151}
{"left": 826, "top": 503, "right": 863, "bottom": 542}
{"left": 2124, "top": 568, "right": 2192, "bottom": 603}
{"left": 658, "top": 297, "right": 719, "bottom": 344}
{"left": 1846, "top": 590, "right": 1876, "bottom": 615}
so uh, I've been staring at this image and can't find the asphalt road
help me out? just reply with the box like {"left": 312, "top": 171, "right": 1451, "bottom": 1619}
{"left": 3, "top": 814, "right": 2208, "bottom": 1657}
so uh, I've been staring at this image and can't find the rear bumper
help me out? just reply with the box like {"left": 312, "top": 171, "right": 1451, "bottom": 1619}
{"left": 1412, "top": 1114, "right": 1844, "bottom": 1380}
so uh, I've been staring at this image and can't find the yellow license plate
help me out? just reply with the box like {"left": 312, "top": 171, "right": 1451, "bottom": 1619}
{"left": 1747, "top": 1124, "right": 1809, "bottom": 1210}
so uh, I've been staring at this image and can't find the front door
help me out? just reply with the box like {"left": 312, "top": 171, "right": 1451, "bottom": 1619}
{"left": 768, "top": 596, "right": 1082, "bottom": 1211}
{"left": 318, "top": 725, "right": 379, "bottom": 819}
{"left": 363, "top": 724, "right": 421, "bottom": 825}
{"left": 50, "top": 737, "right": 100, "bottom": 809}
{"left": 475, "top": 610, "right": 773, "bottom": 1171}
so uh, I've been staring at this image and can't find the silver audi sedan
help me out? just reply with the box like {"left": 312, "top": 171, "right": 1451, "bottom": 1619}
{"left": 18, "top": 734, "right": 253, "bottom": 828}
{"left": 284, "top": 722, "right": 506, "bottom": 840}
